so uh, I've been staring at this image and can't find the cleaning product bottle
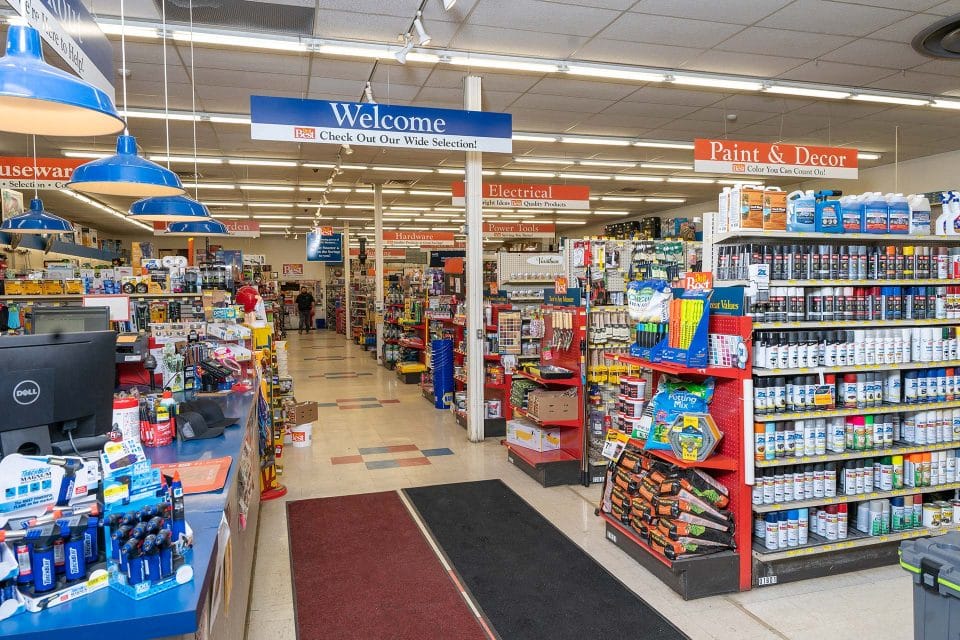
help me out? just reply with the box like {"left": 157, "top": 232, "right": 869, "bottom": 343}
{"left": 909, "top": 193, "right": 932, "bottom": 236}
{"left": 787, "top": 190, "right": 816, "bottom": 232}
{"left": 840, "top": 194, "right": 863, "bottom": 234}
{"left": 887, "top": 193, "right": 910, "bottom": 234}
{"left": 862, "top": 192, "right": 889, "bottom": 234}
{"left": 815, "top": 190, "right": 842, "bottom": 233}
{"left": 717, "top": 187, "right": 730, "bottom": 233}
{"left": 936, "top": 191, "right": 960, "bottom": 236}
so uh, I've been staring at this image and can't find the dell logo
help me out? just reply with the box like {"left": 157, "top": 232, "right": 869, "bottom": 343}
{"left": 13, "top": 380, "right": 40, "bottom": 405}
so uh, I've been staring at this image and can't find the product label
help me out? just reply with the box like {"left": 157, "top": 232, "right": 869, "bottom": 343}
{"left": 889, "top": 209, "right": 909, "bottom": 233}
{"left": 842, "top": 208, "right": 861, "bottom": 232}
{"left": 864, "top": 206, "right": 888, "bottom": 232}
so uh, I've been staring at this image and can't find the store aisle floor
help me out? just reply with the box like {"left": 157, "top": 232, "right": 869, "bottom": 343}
{"left": 246, "top": 332, "right": 914, "bottom": 640}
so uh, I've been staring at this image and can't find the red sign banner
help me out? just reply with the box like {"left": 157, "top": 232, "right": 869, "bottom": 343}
{"left": 0, "top": 157, "right": 86, "bottom": 190}
{"left": 223, "top": 219, "right": 260, "bottom": 237}
{"left": 382, "top": 230, "right": 455, "bottom": 247}
{"left": 349, "top": 247, "right": 407, "bottom": 258}
{"left": 452, "top": 182, "right": 590, "bottom": 209}
{"left": 694, "top": 139, "right": 858, "bottom": 180}
{"left": 282, "top": 263, "right": 304, "bottom": 276}
{"left": 482, "top": 221, "right": 555, "bottom": 238}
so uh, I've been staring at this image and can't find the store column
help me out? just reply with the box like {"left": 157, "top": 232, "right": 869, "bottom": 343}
{"left": 464, "top": 75, "right": 484, "bottom": 442}
{"left": 344, "top": 221, "right": 351, "bottom": 340}
{"left": 374, "top": 183, "right": 384, "bottom": 364}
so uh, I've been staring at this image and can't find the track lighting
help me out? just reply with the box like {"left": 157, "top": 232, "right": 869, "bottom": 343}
{"left": 442, "top": 0, "right": 456, "bottom": 9}
{"left": 326, "top": 177, "right": 334, "bottom": 186}
{"left": 364, "top": 81, "right": 376, "bottom": 104}
{"left": 413, "top": 13, "right": 431, "bottom": 46}
{"left": 342, "top": 143, "right": 353, "bottom": 155}
{"left": 394, "top": 34, "right": 413, "bottom": 64}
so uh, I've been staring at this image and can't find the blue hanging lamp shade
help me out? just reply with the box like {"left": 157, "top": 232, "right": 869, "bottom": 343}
{"left": 129, "top": 194, "right": 211, "bottom": 222}
{"left": 164, "top": 219, "right": 230, "bottom": 236}
{"left": 68, "top": 134, "right": 186, "bottom": 197}
{"left": 0, "top": 24, "right": 124, "bottom": 137}
{"left": 1, "top": 198, "right": 72, "bottom": 234}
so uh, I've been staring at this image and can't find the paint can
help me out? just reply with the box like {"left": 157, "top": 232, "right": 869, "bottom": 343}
{"left": 290, "top": 423, "right": 313, "bottom": 448}
{"left": 619, "top": 395, "right": 645, "bottom": 419}
{"left": 951, "top": 499, "right": 960, "bottom": 524}
{"left": 620, "top": 376, "right": 646, "bottom": 400}
{"left": 112, "top": 397, "right": 140, "bottom": 443}
{"left": 941, "top": 501, "right": 953, "bottom": 526}
{"left": 485, "top": 400, "right": 501, "bottom": 418}
{"left": 923, "top": 503, "right": 941, "bottom": 529}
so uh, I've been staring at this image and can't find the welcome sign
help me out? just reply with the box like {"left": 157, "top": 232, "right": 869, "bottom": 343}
{"left": 694, "top": 139, "right": 858, "bottom": 180}
{"left": 250, "top": 96, "right": 513, "bottom": 153}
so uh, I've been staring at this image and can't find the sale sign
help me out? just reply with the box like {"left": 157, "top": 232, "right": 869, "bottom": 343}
{"left": 482, "top": 222, "right": 555, "bottom": 238}
{"left": 694, "top": 139, "right": 858, "bottom": 180}
{"left": 452, "top": 182, "right": 589, "bottom": 209}
{"left": 0, "top": 157, "right": 86, "bottom": 190}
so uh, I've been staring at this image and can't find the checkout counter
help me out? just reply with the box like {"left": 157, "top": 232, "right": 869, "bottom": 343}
{"left": 1, "top": 390, "right": 263, "bottom": 640}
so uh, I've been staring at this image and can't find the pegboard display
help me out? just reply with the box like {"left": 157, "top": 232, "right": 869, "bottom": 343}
{"left": 497, "top": 252, "right": 565, "bottom": 287}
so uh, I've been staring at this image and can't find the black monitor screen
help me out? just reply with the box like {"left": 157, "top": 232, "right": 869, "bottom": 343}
{"left": 31, "top": 307, "right": 110, "bottom": 335}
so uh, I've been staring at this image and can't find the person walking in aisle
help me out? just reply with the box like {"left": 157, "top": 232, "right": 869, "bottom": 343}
{"left": 295, "top": 286, "right": 315, "bottom": 334}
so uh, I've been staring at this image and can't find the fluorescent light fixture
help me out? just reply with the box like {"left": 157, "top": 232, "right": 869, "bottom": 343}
{"left": 640, "top": 162, "right": 693, "bottom": 170}
{"left": 341, "top": 164, "right": 369, "bottom": 170}
{"left": 343, "top": 205, "right": 371, "bottom": 210}
{"left": 382, "top": 189, "right": 406, "bottom": 194}
{"left": 148, "top": 155, "right": 223, "bottom": 164}
{"left": 434, "top": 207, "right": 464, "bottom": 212}
{"left": 121, "top": 109, "right": 196, "bottom": 121}
{"left": 248, "top": 202, "right": 294, "bottom": 208}
{"left": 303, "top": 162, "right": 336, "bottom": 169}
{"left": 443, "top": 0, "right": 457, "bottom": 10}
{"left": 413, "top": 13, "right": 431, "bottom": 46}
{"left": 337, "top": 217, "right": 370, "bottom": 221}
{"left": 602, "top": 196, "right": 645, "bottom": 202}
{"left": 613, "top": 175, "right": 666, "bottom": 182}
{"left": 672, "top": 75, "right": 763, "bottom": 91}
{"left": 446, "top": 55, "right": 556, "bottom": 73}
{"left": 238, "top": 185, "right": 295, "bottom": 191}
{"left": 513, "top": 157, "right": 571, "bottom": 165}
{"left": 512, "top": 134, "right": 557, "bottom": 142}
{"left": 852, "top": 94, "right": 928, "bottom": 106}
{"left": 259, "top": 223, "right": 293, "bottom": 229}
{"left": 97, "top": 24, "right": 159, "bottom": 38}
{"left": 371, "top": 166, "right": 433, "bottom": 173}
{"left": 716, "top": 180, "right": 763, "bottom": 186}
{"left": 558, "top": 173, "right": 613, "bottom": 180}
{"left": 431, "top": 226, "right": 460, "bottom": 231}
{"left": 436, "top": 168, "right": 464, "bottom": 174}
{"left": 579, "top": 160, "right": 637, "bottom": 168}
{"left": 594, "top": 211, "right": 630, "bottom": 215}
{"left": 316, "top": 44, "right": 391, "bottom": 60}
{"left": 401, "top": 226, "right": 433, "bottom": 230}
{"left": 633, "top": 141, "right": 695, "bottom": 150}
{"left": 667, "top": 177, "right": 716, "bottom": 184}
{"left": 204, "top": 201, "right": 246, "bottom": 207}
{"left": 252, "top": 215, "right": 294, "bottom": 219}
{"left": 483, "top": 170, "right": 497, "bottom": 176}
{"left": 499, "top": 170, "right": 556, "bottom": 178}
{"left": 555, "top": 209, "right": 589, "bottom": 215}
{"left": 565, "top": 65, "right": 665, "bottom": 83}
{"left": 858, "top": 152, "right": 882, "bottom": 160}
{"left": 228, "top": 159, "right": 298, "bottom": 167}
{"left": 420, "top": 217, "right": 452, "bottom": 221}
{"left": 211, "top": 214, "right": 248, "bottom": 219}
{"left": 183, "top": 183, "right": 235, "bottom": 190}
{"left": 63, "top": 151, "right": 111, "bottom": 159}
{"left": 171, "top": 30, "right": 307, "bottom": 52}
{"left": 299, "top": 187, "right": 332, "bottom": 193}
{"left": 765, "top": 85, "right": 851, "bottom": 99}
{"left": 209, "top": 115, "right": 251, "bottom": 124}
{"left": 408, "top": 190, "right": 450, "bottom": 196}
{"left": 555, "top": 220, "right": 587, "bottom": 225}
{"left": 645, "top": 197, "right": 686, "bottom": 203}
{"left": 560, "top": 136, "right": 630, "bottom": 147}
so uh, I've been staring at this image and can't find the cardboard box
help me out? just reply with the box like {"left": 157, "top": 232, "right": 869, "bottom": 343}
{"left": 762, "top": 189, "right": 787, "bottom": 231}
{"left": 526, "top": 389, "right": 578, "bottom": 422}
{"left": 291, "top": 401, "right": 318, "bottom": 425}
{"left": 506, "top": 419, "right": 561, "bottom": 452}
{"left": 740, "top": 187, "right": 764, "bottom": 229}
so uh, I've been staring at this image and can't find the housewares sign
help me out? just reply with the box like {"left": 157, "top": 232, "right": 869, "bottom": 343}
{"left": 694, "top": 139, "right": 858, "bottom": 180}
{"left": 0, "top": 157, "right": 85, "bottom": 190}
{"left": 250, "top": 96, "right": 513, "bottom": 153}
{"left": 452, "top": 182, "right": 589, "bottom": 209}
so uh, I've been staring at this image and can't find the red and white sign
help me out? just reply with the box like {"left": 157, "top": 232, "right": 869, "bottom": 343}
{"left": 223, "top": 219, "right": 260, "bottom": 238}
{"left": 694, "top": 139, "right": 858, "bottom": 180}
{"left": 482, "top": 221, "right": 555, "bottom": 239}
{"left": 318, "top": 226, "right": 334, "bottom": 236}
{"left": 349, "top": 247, "right": 407, "bottom": 258}
{"left": 0, "top": 157, "right": 86, "bottom": 190}
{"left": 452, "top": 182, "right": 590, "bottom": 209}
{"left": 383, "top": 230, "right": 456, "bottom": 247}
{"left": 282, "top": 263, "right": 304, "bottom": 276}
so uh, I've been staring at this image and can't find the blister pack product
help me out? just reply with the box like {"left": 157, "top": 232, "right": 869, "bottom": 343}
{"left": 627, "top": 279, "right": 672, "bottom": 322}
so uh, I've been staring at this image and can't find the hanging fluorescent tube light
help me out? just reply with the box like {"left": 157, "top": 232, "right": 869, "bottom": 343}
{"left": 633, "top": 141, "right": 695, "bottom": 150}
{"left": 559, "top": 136, "right": 630, "bottom": 146}
{"left": 858, "top": 152, "right": 882, "bottom": 160}
{"left": 640, "top": 162, "right": 693, "bottom": 170}
{"left": 601, "top": 196, "right": 645, "bottom": 202}
{"left": 644, "top": 198, "right": 686, "bottom": 203}
{"left": 565, "top": 65, "right": 665, "bottom": 82}
{"left": 614, "top": 175, "right": 665, "bottom": 182}
{"left": 558, "top": 173, "right": 613, "bottom": 180}
{"left": 555, "top": 220, "right": 587, "bottom": 225}
{"left": 593, "top": 211, "right": 630, "bottom": 215}
{"left": 303, "top": 162, "right": 336, "bottom": 169}
{"left": 183, "top": 183, "right": 235, "bottom": 190}
{"left": 499, "top": 170, "right": 557, "bottom": 178}
{"left": 371, "top": 166, "right": 433, "bottom": 173}
{"left": 171, "top": 30, "right": 307, "bottom": 52}
{"left": 579, "top": 160, "right": 637, "bottom": 168}
{"left": 238, "top": 185, "right": 295, "bottom": 191}
{"left": 148, "top": 155, "right": 223, "bottom": 164}
{"left": 765, "top": 85, "right": 851, "bottom": 99}
{"left": 513, "top": 134, "right": 557, "bottom": 142}
{"left": 513, "top": 157, "right": 572, "bottom": 165}
{"left": 672, "top": 75, "right": 763, "bottom": 91}
{"left": 446, "top": 55, "right": 556, "bottom": 73}
{"left": 228, "top": 159, "right": 298, "bottom": 167}
{"left": 667, "top": 177, "right": 716, "bottom": 184}
{"left": 63, "top": 151, "right": 112, "bottom": 159}
{"left": 852, "top": 94, "right": 928, "bottom": 106}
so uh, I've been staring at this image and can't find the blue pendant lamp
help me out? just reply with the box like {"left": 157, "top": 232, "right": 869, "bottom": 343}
{"left": 1, "top": 198, "right": 72, "bottom": 234}
{"left": 67, "top": 134, "right": 185, "bottom": 197}
{"left": 129, "top": 194, "right": 211, "bottom": 222}
{"left": 164, "top": 219, "right": 230, "bottom": 236}
{"left": 0, "top": 23, "right": 124, "bottom": 137}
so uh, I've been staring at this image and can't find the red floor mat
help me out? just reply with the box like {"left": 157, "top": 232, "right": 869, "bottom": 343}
{"left": 286, "top": 492, "right": 489, "bottom": 640}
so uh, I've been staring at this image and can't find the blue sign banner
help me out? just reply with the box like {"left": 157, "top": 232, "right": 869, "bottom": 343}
{"left": 250, "top": 96, "right": 513, "bottom": 153}
{"left": 306, "top": 231, "right": 343, "bottom": 263}
{"left": 543, "top": 287, "right": 582, "bottom": 306}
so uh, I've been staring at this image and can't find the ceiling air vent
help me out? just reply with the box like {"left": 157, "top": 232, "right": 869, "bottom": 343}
{"left": 156, "top": 0, "right": 314, "bottom": 36}
{"left": 914, "top": 15, "right": 960, "bottom": 59}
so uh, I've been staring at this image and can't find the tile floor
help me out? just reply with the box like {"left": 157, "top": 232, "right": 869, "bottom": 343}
{"left": 246, "top": 332, "right": 915, "bottom": 640}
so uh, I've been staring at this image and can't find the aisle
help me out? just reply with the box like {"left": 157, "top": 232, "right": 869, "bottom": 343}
{"left": 245, "top": 332, "right": 912, "bottom": 640}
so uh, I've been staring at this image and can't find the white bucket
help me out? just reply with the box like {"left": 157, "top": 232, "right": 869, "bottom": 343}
{"left": 290, "top": 423, "right": 313, "bottom": 447}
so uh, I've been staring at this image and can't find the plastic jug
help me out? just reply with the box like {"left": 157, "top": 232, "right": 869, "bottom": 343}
{"left": 936, "top": 192, "right": 960, "bottom": 236}
{"left": 815, "top": 190, "right": 842, "bottom": 233}
{"left": 862, "top": 192, "right": 889, "bottom": 234}
{"left": 840, "top": 195, "right": 863, "bottom": 233}
{"left": 787, "top": 190, "right": 816, "bottom": 232}
{"left": 908, "top": 194, "right": 931, "bottom": 236}
{"left": 886, "top": 193, "right": 910, "bottom": 234}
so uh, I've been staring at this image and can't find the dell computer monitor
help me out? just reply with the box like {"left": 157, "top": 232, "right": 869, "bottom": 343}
{"left": 31, "top": 306, "right": 110, "bottom": 335}
{"left": 0, "top": 331, "right": 116, "bottom": 457}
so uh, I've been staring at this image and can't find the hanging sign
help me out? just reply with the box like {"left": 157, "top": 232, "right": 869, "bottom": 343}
{"left": 349, "top": 247, "right": 407, "bottom": 259}
{"left": 383, "top": 230, "right": 456, "bottom": 247}
{"left": 543, "top": 287, "right": 582, "bottom": 306}
{"left": 12, "top": 0, "right": 116, "bottom": 101}
{"left": 318, "top": 226, "right": 334, "bottom": 236}
{"left": 694, "top": 139, "right": 858, "bottom": 180}
{"left": 250, "top": 96, "right": 513, "bottom": 153}
{"left": 282, "top": 264, "right": 304, "bottom": 276}
{"left": 222, "top": 219, "right": 260, "bottom": 238}
{"left": 453, "top": 182, "right": 589, "bottom": 209}
{"left": 306, "top": 231, "right": 343, "bottom": 262}
{"left": 0, "top": 157, "right": 85, "bottom": 190}
{"left": 482, "top": 222, "right": 555, "bottom": 238}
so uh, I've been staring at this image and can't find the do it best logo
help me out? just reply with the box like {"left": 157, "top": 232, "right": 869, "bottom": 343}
{"left": 294, "top": 127, "right": 316, "bottom": 140}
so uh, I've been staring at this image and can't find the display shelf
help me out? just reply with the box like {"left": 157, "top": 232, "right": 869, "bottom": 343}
{"left": 755, "top": 397, "right": 960, "bottom": 421}
{"left": 754, "top": 318, "right": 960, "bottom": 330}
{"left": 725, "top": 278, "right": 958, "bottom": 287}
{"left": 0, "top": 232, "right": 120, "bottom": 261}
{"left": 508, "top": 296, "right": 545, "bottom": 302}
{"left": 713, "top": 230, "right": 960, "bottom": 244}
{"left": 603, "top": 352, "right": 749, "bottom": 380}
{"left": 398, "top": 339, "right": 425, "bottom": 350}
{"left": 511, "top": 405, "right": 580, "bottom": 428}
{"left": 602, "top": 514, "right": 672, "bottom": 568}
{"left": 752, "top": 480, "right": 960, "bottom": 514}
{"left": 636, "top": 442, "right": 739, "bottom": 471}
{"left": 454, "top": 349, "right": 467, "bottom": 357}
{"left": 421, "top": 385, "right": 434, "bottom": 402}
{"left": 507, "top": 445, "right": 578, "bottom": 466}
{"left": 454, "top": 374, "right": 467, "bottom": 385}
{"left": 0, "top": 292, "right": 203, "bottom": 300}
{"left": 484, "top": 381, "right": 509, "bottom": 390}
{"left": 484, "top": 354, "right": 501, "bottom": 361}
{"left": 753, "top": 358, "right": 960, "bottom": 377}
{"left": 503, "top": 279, "right": 556, "bottom": 284}
{"left": 752, "top": 523, "right": 960, "bottom": 563}
{"left": 756, "top": 439, "right": 960, "bottom": 468}
{"left": 516, "top": 354, "right": 541, "bottom": 359}
{"left": 514, "top": 369, "right": 580, "bottom": 387}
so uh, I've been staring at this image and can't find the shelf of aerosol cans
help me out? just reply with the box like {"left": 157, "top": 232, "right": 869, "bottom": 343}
{"left": 753, "top": 358, "right": 960, "bottom": 377}
{"left": 713, "top": 231, "right": 960, "bottom": 244}
{"left": 752, "top": 480, "right": 960, "bottom": 514}
{"left": 756, "top": 397, "right": 960, "bottom": 421}
{"left": 752, "top": 522, "right": 960, "bottom": 562}
{"left": 756, "top": 439, "right": 960, "bottom": 468}
{"left": 754, "top": 318, "right": 960, "bottom": 330}
{"left": 717, "top": 279, "right": 955, "bottom": 288}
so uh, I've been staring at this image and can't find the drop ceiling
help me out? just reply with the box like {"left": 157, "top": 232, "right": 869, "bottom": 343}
{"left": 3, "top": 0, "right": 960, "bottom": 235}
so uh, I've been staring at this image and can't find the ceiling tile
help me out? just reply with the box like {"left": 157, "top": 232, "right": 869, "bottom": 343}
{"left": 579, "top": 112, "right": 674, "bottom": 129}
{"left": 867, "top": 12, "right": 947, "bottom": 43}
{"left": 528, "top": 78, "right": 637, "bottom": 100}
{"left": 183, "top": 48, "right": 310, "bottom": 76}
{"left": 713, "top": 27, "right": 853, "bottom": 58}
{"left": 82, "top": 0, "right": 159, "bottom": 19}
{"left": 574, "top": 39, "right": 705, "bottom": 67}
{"left": 868, "top": 70, "right": 960, "bottom": 94}
{"left": 512, "top": 93, "right": 613, "bottom": 113}
{"left": 313, "top": 9, "right": 411, "bottom": 41}
{"left": 910, "top": 59, "right": 960, "bottom": 77}
{"left": 306, "top": 0, "right": 417, "bottom": 17}
{"left": 821, "top": 39, "right": 932, "bottom": 69}
{"left": 482, "top": 91, "right": 522, "bottom": 111}
{"left": 362, "top": 83, "right": 422, "bottom": 102}
{"left": 779, "top": 60, "right": 897, "bottom": 85}
{"left": 424, "top": 69, "right": 542, "bottom": 92}
{"left": 926, "top": 0, "right": 960, "bottom": 15}
{"left": 194, "top": 67, "right": 307, "bottom": 92}
{"left": 621, "top": 86, "right": 722, "bottom": 107}
{"left": 567, "top": 123, "right": 654, "bottom": 137}
{"left": 542, "top": 0, "right": 636, "bottom": 8}
{"left": 679, "top": 107, "right": 776, "bottom": 126}
{"left": 602, "top": 100, "right": 702, "bottom": 119}
{"left": 413, "top": 86, "right": 465, "bottom": 105}
{"left": 420, "top": 0, "right": 481, "bottom": 22}
{"left": 598, "top": 13, "right": 744, "bottom": 47}
{"left": 370, "top": 63, "right": 434, "bottom": 86}
{"left": 450, "top": 24, "right": 588, "bottom": 58}
{"left": 716, "top": 94, "right": 814, "bottom": 113}
{"left": 630, "top": 0, "right": 792, "bottom": 24}
{"left": 680, "top": 50, "right": 806, "bottom": 76}
{"left": 467, "top": 0, "right": 621, "bottom": 37}
{"left": 758, "top": 0, "right": 912, "bottom": 37}
{"left": 304, "top": 77, "right": 365, "bottom": 97}
{"left": 788, "top": 101, "right": 893, "bottom": 120}
{"left": 839, "top": 0, "right": 942, "bottom": 9}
